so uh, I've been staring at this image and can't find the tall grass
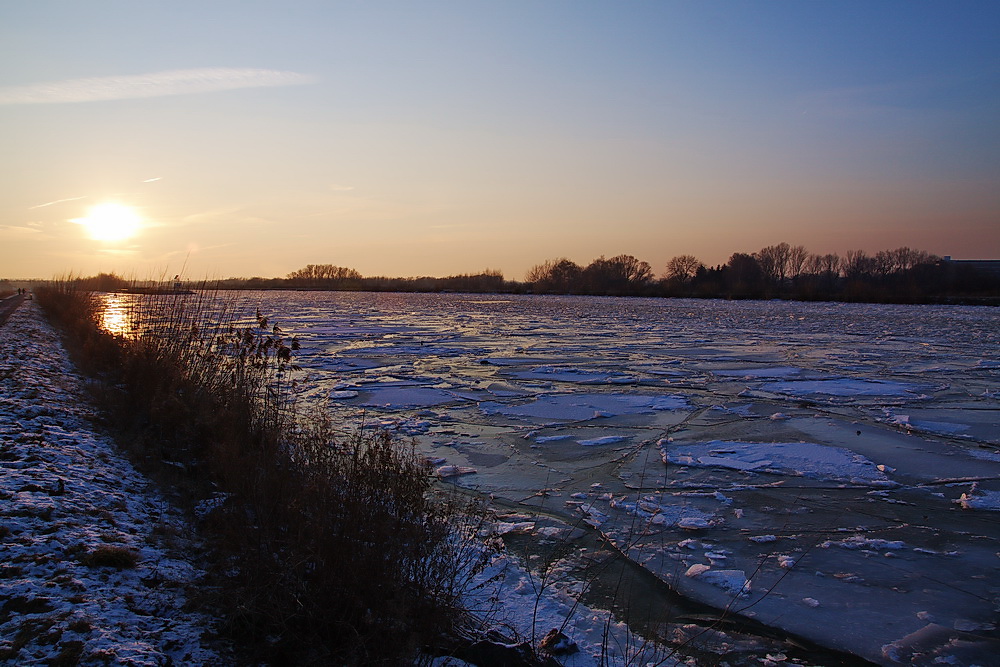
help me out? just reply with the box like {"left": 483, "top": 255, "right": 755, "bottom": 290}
{"left": 36, "top": 280, "right": 492, "bottom": 665}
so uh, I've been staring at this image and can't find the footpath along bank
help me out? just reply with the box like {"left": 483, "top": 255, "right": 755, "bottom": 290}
{"left": 0, "top": 299, "right": 228, "bottom": 664}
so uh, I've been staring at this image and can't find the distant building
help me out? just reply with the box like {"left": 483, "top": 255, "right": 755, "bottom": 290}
{"left": 940, "top": 257, "right": 1000, "bottom": 279}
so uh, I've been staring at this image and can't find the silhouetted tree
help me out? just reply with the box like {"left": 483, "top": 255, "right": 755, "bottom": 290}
{"left": 526, "top": 258, "right": 583, "bottom": 293}
{"left": 841, "top": 250, "right": 878, "bottom": 301}
{"left": 690, "top": 264, "right": 725, "bottom": 298}
{"left": 664, "top": 255, "right": 702, "bottom": 283}
{"left": 725, "top": 253, "right": 765, "bottom": 299}
{"left": 440, "top": 269, "right": 505, "bottom": 292}
{"left": 74, "top": 273, "right": 129, "bottom": 292}
{"left": 582, "top": 254, "right": 653, "bottom": 295}
{"left": 787, "top": 244, "right": 809, "bottom": 279}
{"left": 754, "top": 243, "right": 792, "bottom": 286}
{"left": 804, "top": 253, "right": 841, "bottom": 276}
{"left": 873, "top": 249, "right": 896, "bottom": 278}
{"left": 795, "top": 252, "right": 841, "bottom": 300}
{"left": 843, "top": 250, "right": 875, "bottom": 280}
{"left": 287, "top": 264, "right": 362, "bottom": 288}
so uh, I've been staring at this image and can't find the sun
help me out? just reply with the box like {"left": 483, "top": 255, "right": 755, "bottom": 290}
{"left": 73, "top": 202, "right": 142, "bottom": 242}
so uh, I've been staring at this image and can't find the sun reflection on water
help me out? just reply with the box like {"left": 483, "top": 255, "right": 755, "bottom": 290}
{"left": 98, "top": 293, "right": 133, "bottom": 336}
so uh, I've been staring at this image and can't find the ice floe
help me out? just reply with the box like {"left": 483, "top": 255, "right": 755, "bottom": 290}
{"left": 663, "top": 440, "right": 893, "bottom": 485}
{"left": 760, "top": 377, "right": 928, "bottom": 397}
{"left": 479, "top": 392, "right": 689, "bottom": 423}
{"left": 360, "top": 385, "right": 467, "bottom": 408}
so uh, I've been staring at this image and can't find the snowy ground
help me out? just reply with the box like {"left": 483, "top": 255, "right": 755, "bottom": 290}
{"left": 0, "top": 299, "right": 228, "bottom": 665}
{"left": 213, "top": 291, "right": 1000, "bottom": 666}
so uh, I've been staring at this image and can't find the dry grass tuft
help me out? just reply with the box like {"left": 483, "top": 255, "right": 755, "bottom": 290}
{"left": 81, "top": 545, "right": 141, "bottom": 569}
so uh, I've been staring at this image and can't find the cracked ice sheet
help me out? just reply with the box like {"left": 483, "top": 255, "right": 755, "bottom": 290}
{"left": 884, "top": 407, "right": 1000, "bottom": 444}
{"left": 605, "top": 473, "right": 1000, "bottom": 662}
{"left": 611, "top": 418, "right": 1000, "bottom": 663}
{"left": 506, "top": 365, "right": 644, "bottom": 385}
{"left": 760, "top": 377, "right": 933, "bottom": 398}
{"left": 712, "top": 366, "right": 805, "bottom": 379}
{"left": 246, "top": 292, "right": 1000, "bottom": 662}
{"left": 478, "top": 392, "right": 690, "bottom": 423}
{"left": 664, "top": 440, "right": 892, "bottom": 486}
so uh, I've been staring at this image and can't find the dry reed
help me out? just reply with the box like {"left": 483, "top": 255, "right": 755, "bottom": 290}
{"left": 37, "top": 279, "right": 493, "bottom": 665}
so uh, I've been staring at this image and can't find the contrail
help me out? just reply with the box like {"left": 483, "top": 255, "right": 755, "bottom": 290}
{"left": 29, "top": 196, "right": 87, "bottom": 209}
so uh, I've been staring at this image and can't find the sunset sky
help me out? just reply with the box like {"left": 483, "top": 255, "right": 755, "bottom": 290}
{"left": 2, "top": 1, "right": 998, "bottom": 281}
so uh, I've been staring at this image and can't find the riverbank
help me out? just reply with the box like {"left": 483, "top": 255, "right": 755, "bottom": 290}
{"left": 0, "top": 300, "right": 228, "bottom": 664}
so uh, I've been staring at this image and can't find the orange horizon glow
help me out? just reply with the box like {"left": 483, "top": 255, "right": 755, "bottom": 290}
{"left": 1, "top": 4, "right": 998, "bottom": 280}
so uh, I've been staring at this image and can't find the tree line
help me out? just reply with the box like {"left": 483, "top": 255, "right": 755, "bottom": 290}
{"left": 526, "top": 244, "right": 998, "bottom": 303}
{"left": 62, "top": 244, "right": 999, "bottom": 304}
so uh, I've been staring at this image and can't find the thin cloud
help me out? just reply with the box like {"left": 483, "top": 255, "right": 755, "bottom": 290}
{"left": 0, "top": 224, "right": 45, "bottom": 238}
{"left": 29, "top": 196, "right": 87, "bottom": 209}
{"left": 0, "top": 68, "right": 315, "bottom": 105}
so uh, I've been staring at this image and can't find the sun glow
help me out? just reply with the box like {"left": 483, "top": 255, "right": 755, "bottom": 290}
{"left": 73, "top": 202, "right": 142, "bottom": 241}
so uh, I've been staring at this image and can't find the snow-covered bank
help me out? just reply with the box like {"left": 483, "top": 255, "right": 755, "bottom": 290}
{"left": 0, "top": 300, "right": 227, "bottom": 665}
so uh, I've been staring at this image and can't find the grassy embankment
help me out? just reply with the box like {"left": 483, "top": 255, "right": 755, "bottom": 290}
{"left": 36, "top": 282, "right": 493, "bottom": 665}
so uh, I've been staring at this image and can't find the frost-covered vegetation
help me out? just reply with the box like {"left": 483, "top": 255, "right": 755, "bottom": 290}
{"left": 33, "top": 282, "right": 496, "bottom": 665}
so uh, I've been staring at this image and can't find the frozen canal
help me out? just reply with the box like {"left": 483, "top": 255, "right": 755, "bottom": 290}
{"left": 142, "top": 292, "right": 1000, "bottom": 662}
{"left": 251, "top": 292, "right": 998, "bottom": 664}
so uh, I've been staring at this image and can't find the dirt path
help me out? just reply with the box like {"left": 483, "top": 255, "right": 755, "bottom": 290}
{"left": 0, "top": 300, "right": 229, "bottom": 664}
{"left": 0, "top": 294, "right": 26, "bottom": 327}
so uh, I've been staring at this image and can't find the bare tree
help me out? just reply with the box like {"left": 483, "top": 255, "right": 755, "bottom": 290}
{"left": 583, "top": 255, "right": 654, "bottom": 294}
{"left": 867, "top": 247, "right": 940, "bottom": 277}
{"left": 754, "top": 243, "right": 792, "bottom": 284}
{"left": 287, "top": 264, "right": 362, "bottom": 284}
{"left": 873, "top": 250, "right": 895, "bottom": 277}
{"left": 526, "top": 258, "right": 583, "bottom": 293}
{"left": 787, "top": 245, "right": 808, "bottom": 278}
{"left": 843, "top": 250, "right": 874, "bottom": 279}
{"left": 805, "top": 253, "right": 841, "bottom": 276}
{"left": 890, "top": 247, "right": 936, "bottom": 272}
{"left": 665, "top": 254, "right": 702, "bottom": 283}
{"left": 610, "top": 254, "right": 654, "bottom": 285}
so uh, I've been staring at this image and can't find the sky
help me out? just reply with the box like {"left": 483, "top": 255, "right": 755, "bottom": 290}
{"left": 2, "top": 1, "right": 998, "bottom": 281}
